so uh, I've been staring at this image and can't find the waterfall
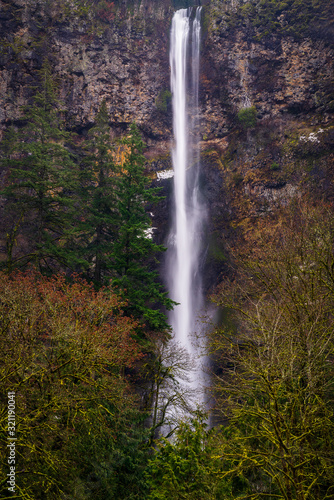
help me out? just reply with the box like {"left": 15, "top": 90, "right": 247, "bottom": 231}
{"left": 168, "top": 7, "right": 205, "bottom": 395}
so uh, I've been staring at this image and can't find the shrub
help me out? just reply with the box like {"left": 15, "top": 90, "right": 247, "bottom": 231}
{"left": 155, "top": 89, "right": 172, "bottom": 114}
{"left": 237, "top": 106, "right": 257, "bottom": 128}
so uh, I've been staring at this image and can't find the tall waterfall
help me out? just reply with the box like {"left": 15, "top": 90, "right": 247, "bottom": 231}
{"left": 168, "top": 8, "right": 205, "bottom": 392}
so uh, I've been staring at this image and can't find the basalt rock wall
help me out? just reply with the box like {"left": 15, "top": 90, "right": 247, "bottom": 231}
{"left": 1, "top": 0, "right": 334, "bottom": 287}
{"left": 198, "top": 0, "right": 334, "bottom": 287}
{"left": 0, "top": 0, "right": 174, "bottom": 140}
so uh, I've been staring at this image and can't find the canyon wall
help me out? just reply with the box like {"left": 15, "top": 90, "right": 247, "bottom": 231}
{"left": 1, "top": 0, "right": 333, "bottom": 286}
{"left": 200, "top": 0, "right": 334, "bottom": 286}
{"left": 0, "top": 0, "right": 173, "bottom": 137}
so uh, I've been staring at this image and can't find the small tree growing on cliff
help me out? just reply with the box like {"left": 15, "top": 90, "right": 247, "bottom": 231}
{"left": 237, "top": 106, "right": 257, "bottom": 129}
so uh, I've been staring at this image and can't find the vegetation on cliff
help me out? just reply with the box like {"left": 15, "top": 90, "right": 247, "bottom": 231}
{"left": 209, "top": 0, "right": 334, "bottom": 42}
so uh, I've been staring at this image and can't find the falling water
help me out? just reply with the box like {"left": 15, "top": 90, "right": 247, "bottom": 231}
{"left": 168, "top": 7, "right": 205, "bottom": 394}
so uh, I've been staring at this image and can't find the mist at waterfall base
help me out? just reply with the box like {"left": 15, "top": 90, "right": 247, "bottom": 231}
{"left": 166, "top": 7, "right": 209, "bottom": 411}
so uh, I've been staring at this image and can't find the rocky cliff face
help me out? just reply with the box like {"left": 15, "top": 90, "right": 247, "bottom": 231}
{"left": 1, "top": 0, "right": 333, "bottom": 288}
{"left": 0, "top": 0, "right": 174, "bottom": 138}
{"left": 199, "top": 0, "right": 334, "bottom": 286}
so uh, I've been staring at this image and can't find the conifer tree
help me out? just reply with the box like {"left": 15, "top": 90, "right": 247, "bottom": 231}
{"left": 1, "top": 61, "right": 77, "bottom": 273}
{"left": 146, "top": 413, "right": 225, "bottom": 500}
{"left": 112, "top": 123, "right": 174, "bottom": 332}
{"left": 76, "top": 100, "right": 118, "bottom": 284}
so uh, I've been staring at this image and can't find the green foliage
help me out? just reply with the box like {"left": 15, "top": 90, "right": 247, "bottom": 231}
{"left": 0, "top": 271, "right": 141, "bottom": 499}
{"left": 270, "top": 160, "right": 280, "bottom": 170}
{"left": 216, "top": 0, "right": 332, "bottom": 42}
{"left": 155, "top": 90, "right": 172, "bottom": 114}
{"left": 76, "top": 100, "right": 118, "bottom": 284}
{"left": 111, "top": 123, "right": 175, "bottom": 332}
{"left": 145, "top": 412, "right": 250, "bottom": 499}
{"left": 211, "top": 202, "right": 334, "bottom": 499}
{"left": 231, "top": 171, "right": 244, "bottom": 186}
{"left": 68, "top": 405, "right": 151, "bottom": 500}
{"left": 0, "top": 61, "right": 78, "bottom": 273}
{"left": 237, "top": 106, "right": 257, "bottom": 129}
{"left": 56, "top": 0, "right": 117, "bottom": 30}
{"left": 146, "top": 413, "right": 223, "bottom": 500}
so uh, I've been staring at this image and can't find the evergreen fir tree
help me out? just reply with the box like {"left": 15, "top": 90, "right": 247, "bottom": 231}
{"left": 76, "top": 100, "right": 118, "bottom": 284}
{"left": 1, "top": 61, "right": 77, "bottom": 273}
{"left": 111, "top": 123, "right": 174, "bottom": 332}
{"left": 74, "top": 109, "right": 173, "bottom": 332}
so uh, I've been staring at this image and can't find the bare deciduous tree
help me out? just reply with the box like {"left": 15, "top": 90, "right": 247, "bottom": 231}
{"left": 211, "top": 202, "right": 334, "bottom": 500}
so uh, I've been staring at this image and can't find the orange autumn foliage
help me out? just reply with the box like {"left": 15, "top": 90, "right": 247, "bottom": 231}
{"left": 0, "top": 271, "right": 142, "bottom": 498}
{"left": 0, "top": 270, "right": 141, "bottom": 371}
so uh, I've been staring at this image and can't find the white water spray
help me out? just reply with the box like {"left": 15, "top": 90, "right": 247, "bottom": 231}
{"left": 168, "top": 7, "right": 205, "bottom": 395}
